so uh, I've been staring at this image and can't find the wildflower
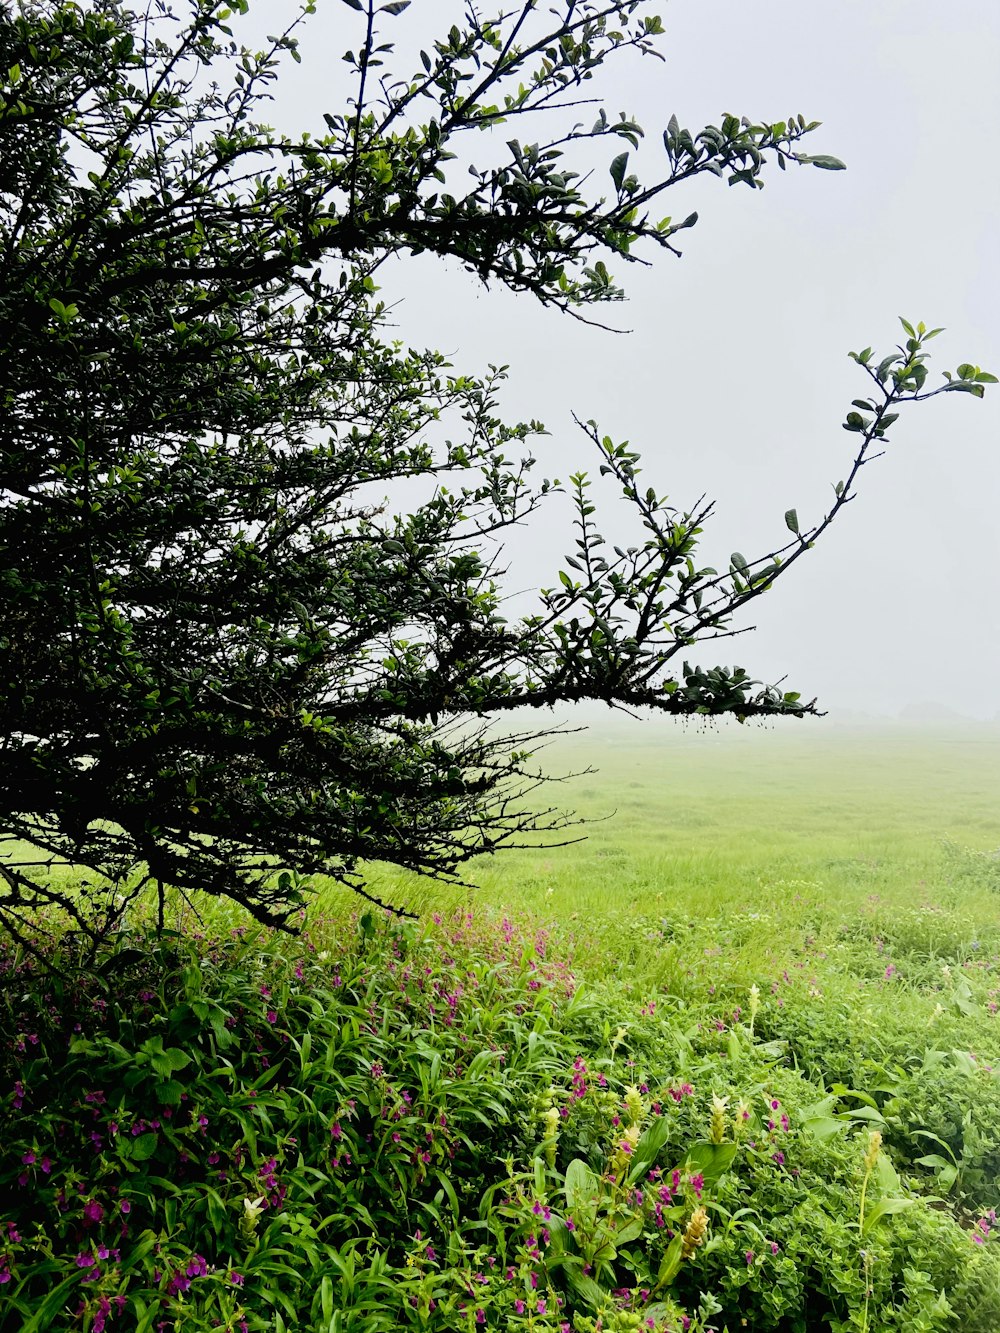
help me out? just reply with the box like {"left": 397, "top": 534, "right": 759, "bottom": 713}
{"left": 681, "top": 1207, "right": 709, "bottom": 1260}
{"left": 241, "top": 1195, "right": 267, "bottom": 1236}
{"left": 709, "top": 1094, "right": 729, "bottom": 1145}
{"left": 623, "top": 1085, "right": 644, "bottom": 1125}
{"left": 864, "top": 1130, "right": 882, "bottom": 1171}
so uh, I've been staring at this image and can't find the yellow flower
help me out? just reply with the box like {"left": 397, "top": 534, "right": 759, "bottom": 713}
{"left": 681, "top": 1206, "right": 709, "bottom": 1259}
{"left": 863, "top": 1130, "right": 882, "bottom": 1171}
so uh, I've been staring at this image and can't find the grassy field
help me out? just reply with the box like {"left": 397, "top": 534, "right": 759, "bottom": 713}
{"left": 457, "top": 719, "right": 1000, "bottom": 904}
{"left": 4, "top": 721, "right": 1000, "bottom": 1332}
{"left": 364, "top": 719, "right": 1000, "bottom": 981}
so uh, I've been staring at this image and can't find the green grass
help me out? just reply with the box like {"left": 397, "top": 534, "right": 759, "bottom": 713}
{"left": 359, "top": 720, "right": 1000, "bottom": 980}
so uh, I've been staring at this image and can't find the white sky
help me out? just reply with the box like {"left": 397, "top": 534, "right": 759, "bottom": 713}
{"left": 250, "top": 0, "right": 1000, "bottom": 719}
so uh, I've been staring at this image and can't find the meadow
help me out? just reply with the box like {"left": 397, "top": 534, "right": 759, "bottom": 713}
{"left": 4, "top": 720, "right": 1000, "bottom": 1331}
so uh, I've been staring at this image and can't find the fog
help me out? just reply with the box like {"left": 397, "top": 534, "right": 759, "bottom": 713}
{"left": 249, "top": 0, "right": 1000, "bottom": 721}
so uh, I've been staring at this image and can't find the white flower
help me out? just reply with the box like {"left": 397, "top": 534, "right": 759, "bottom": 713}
{"left": 241, "top": 1196, "right": 267, "bottom": 1234}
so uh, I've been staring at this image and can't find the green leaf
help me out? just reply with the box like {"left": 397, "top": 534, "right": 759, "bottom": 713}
{"left": 564, "top": 1158, "right": 601, "bottom": 1218}
{"left": 685, "top": 1141, "right": 738, "bottom": 1187}
{"left": 802, "top": 154, "right": 846, "bottom": 170}
{"left": 656, "top": 1232, "right": 684, "bottom": 1287}
{"left": 784, "top": 508, "right": 799, "bottom": 535}
{"left": 628, "top": 1114, "right": 671, "bottom": 1182}
{"left": 609, "top": 151, "right": 629, "bottom": 191}
{"left": 566, "top": 1267, "right": 608, "bottom": 1311}
{"left": 863, "top": 1197, "right": 919, "bottom": 1232}
{"left": 154, "top": 1079, "right": 185, "bottom": 1106}
{"left": 131, "top": 1133, "right": 159, "bottom": 1161}
{"left": 801, "top": 1115, "right": 845, "bottom": 1141}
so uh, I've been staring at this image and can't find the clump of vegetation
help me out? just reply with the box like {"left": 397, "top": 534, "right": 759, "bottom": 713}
{"left": 3, "top": 890, "right": 1000, "bottom": 1331}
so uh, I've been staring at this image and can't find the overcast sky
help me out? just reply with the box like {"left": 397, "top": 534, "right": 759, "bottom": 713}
{"left": 251, "top": 0, "right": 1000, "bottom": 720}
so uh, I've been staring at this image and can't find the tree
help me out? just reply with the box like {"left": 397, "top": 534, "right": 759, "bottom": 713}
{"left": 0, "top": 0, "right": 992, "bottom": 948}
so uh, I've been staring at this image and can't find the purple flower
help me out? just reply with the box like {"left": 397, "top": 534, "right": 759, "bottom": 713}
{"left": 83, "top": 1200, "right": 104, "bottom": 1225}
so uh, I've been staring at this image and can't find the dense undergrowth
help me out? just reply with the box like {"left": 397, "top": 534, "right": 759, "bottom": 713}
{"left": 3, "top": 884, "right": 1000, "bottom": 1332}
